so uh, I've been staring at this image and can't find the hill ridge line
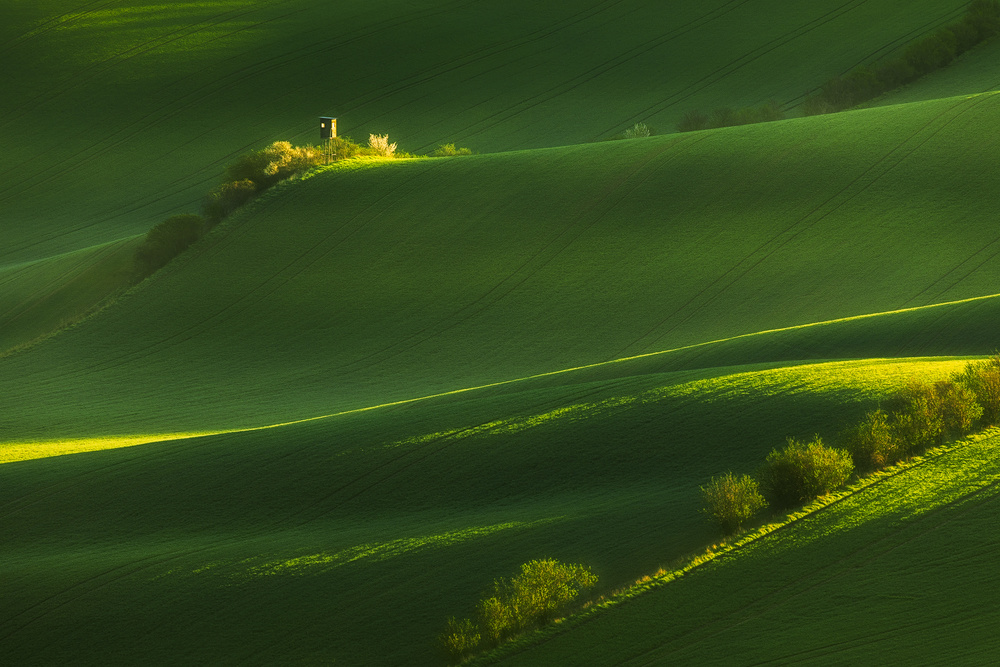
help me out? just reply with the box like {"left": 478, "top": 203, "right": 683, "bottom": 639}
{"left": 6, "top": 291, "right": 996, "bottom": 464}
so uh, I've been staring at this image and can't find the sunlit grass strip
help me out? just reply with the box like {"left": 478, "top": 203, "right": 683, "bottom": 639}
{"left": 233, "top": 518, "right": 561, "bottom": 580}
{"left": 472, "top": 427, "right": 1000, "bottom": 664}
{"left": 0, "top": 355, "right": 982, "bottom": 466}
{"left": 0, "top": 432, "right": 226, "bottom": 465}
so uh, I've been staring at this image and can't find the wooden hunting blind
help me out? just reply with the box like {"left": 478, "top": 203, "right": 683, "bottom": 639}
{"left": 320, "top": 117, "right": 337, "bottom": 139}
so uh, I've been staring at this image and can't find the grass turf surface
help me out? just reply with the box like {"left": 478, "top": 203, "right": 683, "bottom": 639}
{"left": 490, "top": 427, "right": 1000, "bottom": 665}
{"left": 3, "top": 93, "right": 1000, "bottom": 442}
{"left": 0, "top": 357, "right": 977, "bottom": 665}
{"left": 4, "top": 3, "right": 1000, "bottom": 662}
{"left": 1, "top": 0, "right": 972, "bottom": 263}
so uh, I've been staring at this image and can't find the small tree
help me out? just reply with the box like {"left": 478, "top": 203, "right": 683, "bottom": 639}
{"left": 431, "top": 143, "right": 473, "bottom": 156}
{"left": 890, "top": 380, "right": 944, "bottom": 452}
{"left": 760, "top": 436, "right": 854, "bottom": 509}
{"left": 368, "top": 133, "right": 398, "bottom": 157}
{"left": 954, "top": 354, "right": 1000, "bottom": 425}
{"left": 622, "top": 122, "right": 651, "bottom": 139}
{"left": 700, "top": 472, "right": 767, "bottom": 534}
{"left": 934, "top": 379, "right": 983, "bottom": 438}
{"left": 203, "top": 179, "right": 256, "bottom": 224}
{"left": 677, "top": 109, "right": 709, "bottom": 132}
{"left": 225, "top": 141, "right": 322, "bottom": 190}
{"left": 133, "top": 214, "right": 206, "bottom": 276}
{"left": 440, "top": 616, "right": 480, "bottom": 664}
{"left": 841, "top": 409, "right": 903, "bottom": 471}
{"left": 450, "top": 558, "right": 597, "bottom": 656}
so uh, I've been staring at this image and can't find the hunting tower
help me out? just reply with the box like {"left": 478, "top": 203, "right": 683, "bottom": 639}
{"left": 320, "top": 116, "right": 337, "bottom": 163}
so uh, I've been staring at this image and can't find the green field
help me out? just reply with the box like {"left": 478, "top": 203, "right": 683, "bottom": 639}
{"left": 4, "top": 1, "right": 1000, "bottom": 664}
{"left": 491, "top": 427, "right": 1000, "bottom": 665}
{"left": 1, "top": 0, "right": 972, "bottom": 264}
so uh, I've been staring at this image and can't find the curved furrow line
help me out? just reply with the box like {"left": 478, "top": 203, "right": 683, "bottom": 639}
{"left": 417, "top": 0, "right": 758, "bottom": 149}
{"left": 0, "top": 0, "right": 121, "bottom": 56}
{"left": 0, "top": 1, "right": 294, "bottom": 135}
{"left": 7, "top": 161, "right": 447, "bottom": 390}
{"left": 638, "top": 92, "right": 999, "bottom": 352}
{"left": 279, "top": 377, "right": 631, "bottom": 531}
{"left": 782, "top": 5, "right": 967, "bottom": 108}
{"left": 0, "top": 134, "right": 269, "bottom": 264}
{"left": 607, "top": 0, "right": 885, "bottom": 136}
{"left": 0, "top": 376, "right": 627, "bottom": 639}
{"left": 626, "top": 458, "right": 1000, "bottom": 665}
{"left": 0, "top": 242, "right": 121, "bottom": 325}
{"left": 320, "top": 137, "right": 710, "bottom": 379}
{"left": 0, "top": 6, "right": 305, "bottom": 193}
{"left": 614, "top": 93, "right": 990, "bottom": 358}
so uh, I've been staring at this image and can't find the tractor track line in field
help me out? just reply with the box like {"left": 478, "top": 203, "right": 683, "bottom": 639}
{"left": 605, "top": 0, "right": 881, "bottom": 136}
{"left": 0, "top": 7, "right": 306, "bottom": 202}
{"left": 496, "top": 432, "right": 1000, "bottom": 665}
{"left": 636, "top": 482, "right": 1000, "bottom": 666}
{"left": 276, "top": 379, "right": 628, "bottom": 530}
{"left": 615, "top": 92, "right": 992, "bottom": 359}
{"left": 0, "top": 379, "right": 628, "bottom": 639}
{"left": 782, "top": 4, "right": 967, "bottom": 108}
{"left": 439, "top": 0, "right": 760, "bottom": 147}
{"left": 5, "top": 160, "right": 448, "bottom": 388}
{"left": 0, "top": 0, "right": 123, "bottom": 56}
{"left": 320, "top": 136, "right": 712, "bottom": 378}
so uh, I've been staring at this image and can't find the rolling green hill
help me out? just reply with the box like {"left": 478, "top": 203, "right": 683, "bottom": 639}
{"left": 1, "top": 0, "right": 972, "bottom": 265}
{"left": 871, "top": 35, "right": 1000, "bottom": 107}
{"left": 0, "top": 356, "right": 974, "bottom": 665}
{"left": 2, "top": 92, "right": 1000, "bottom": 443}
{"left": 491, "top": 426, "right": 1000, "bottom": 665}
{"left": 3, "top": 87, "right": 1000, "bottom": 663}
{"left": 5, "top": 3, "right": 1000, "bottom": 664}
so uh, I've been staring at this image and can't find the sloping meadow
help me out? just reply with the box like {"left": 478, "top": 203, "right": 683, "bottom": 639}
{"left": 2, "top": 93, "right": 1000, "bottom": 442}
{"left": 1, "top": 0, "right": 971, "bottom": 263}
{"left": 0, "top": 357, "right": 972, "bottom": 665}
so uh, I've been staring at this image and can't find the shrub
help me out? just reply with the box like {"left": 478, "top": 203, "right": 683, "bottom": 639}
{"left": 368, "top": 133, "right": 398, "bottom": 157}
{"left": 842, "top": 409, "right": 903, "bottom": 471}
{"left": 329, "top": 136, "right": 365, "bottom": 160}
{"left": 934, "top": 379, "right": 983, "bottom": 437}
{"left": 444, "top": 558, "right": 597, "bottom": 660}
{"left": 708, "top": 107, "right": 736, "bottom": 128}
{"left": 875, "top": 59, "right": 917, "bottom": 90}
{"left": 622, "top": 122, "right": 651, "bottom": 139}
{"left": 504, "top": 558, "right": 598, "bottom": 627}
{"left": 133, "top": 214, "right": 206, "bottom": 276}
{"left": 954, "top": 354, "right": 1000, "bottom": 425}
{"left": 700, "top": 472, "right": 767, "bottom": 534}
{"left": 431, "top": 143, "right": 473, "bottom": 156}
{"left": 203, "top": 178, "right": 257, "bottom": 224}
{"left": 225, "top": 141, "right": 322, "bottom": 190}
{"left": 903, "top": 31, "right": 957, "bottom": 74}
{"left": 804, "top": 1, "right": 1000, "bottom": 115}
{"left": 440, "top": 616, "right": 480, "bottom": 664}
{"left": 965, "top": 0, "right": 1000, "bottom": 41}
{"left": 889, "top": 380, "right": 945, "bottom": 452}
{"left": 760, "top": 436, "right": 854, "bottom": 509}
{"left": 677, "top": 109, "right": 709, "bottom": 132}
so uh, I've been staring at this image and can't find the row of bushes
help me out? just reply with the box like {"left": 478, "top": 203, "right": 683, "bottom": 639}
{"left": 133, "top": 132, "right": 460, "bottom": 280}
{"left": 702, "top": 354, "right": 1000, "bottom": 534}
{"left": 677, "top": 101, "right": 784, "bottom": 133}
{"left": 804, "top": 0, "right": 1000, "bottom": 114}
{"left": 440, "top": 558, "right": 598, "bottom": 664}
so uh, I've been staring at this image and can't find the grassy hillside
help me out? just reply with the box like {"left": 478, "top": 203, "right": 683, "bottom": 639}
{"left": 1, "top": 0, "right": 971, "bottom": 264}
{"left": 0, "top": 236, "right": 140, "bottom": 355}
{"left": 0, "top": 356, "right": 973, "bottom": 665}
{"left": 2, "top": 92, "right": 1000, "bottom": 442}
{"left": 492, "top": 426, "right": 1000, "bottom": 665}
{"left": 871, "top": 37, "right": 1000, "bottom": 107}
